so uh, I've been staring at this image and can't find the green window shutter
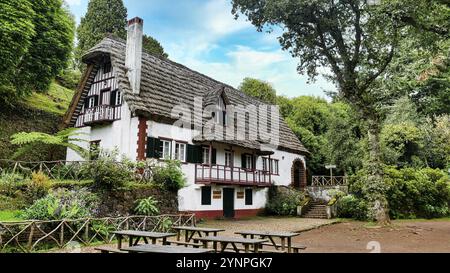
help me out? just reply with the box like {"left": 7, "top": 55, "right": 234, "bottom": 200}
{"left": 110, "top": 91, "right": 117, "bottom": 106}
{"left": 241, "top": 154, "right": 247, "bottom": 169}
{"left": 146, "top": 137, "right": 162, "bottom": 159}
{"left": 195, "top": 146, "right": 203, "bottom": 163}
{"left": 201, "top": 186, "right": 212, "bottom": 205}
{"left": 187, "top": 145, "right": 203, "bottom": 164}
{"left": 211, "top": 149, "right": 217, "bottom": 165}
{"left": 245, "top": 189, "right": 253, "bottom": 205}
{"left": 94, "top": 95, "right": 99, "bottom": 107}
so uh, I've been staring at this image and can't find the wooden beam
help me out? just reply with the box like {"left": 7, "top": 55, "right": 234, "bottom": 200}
{"left": 60, "top": 64, "right": 95, "bottom": 130}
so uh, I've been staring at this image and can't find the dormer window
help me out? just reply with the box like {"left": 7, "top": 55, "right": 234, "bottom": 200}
{"left": 217, "top": 96, "right": 227, "bottom": 126}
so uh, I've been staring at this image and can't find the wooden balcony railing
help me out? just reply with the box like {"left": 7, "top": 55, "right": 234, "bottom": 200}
{"left": 311, "top": 176, "right": 348, "bottom": 187}
{"left": 76, "top": 105, "right": 121, "bottom": 127}
{"left": 195, "top": 164, "right": 272, "bottom": 187}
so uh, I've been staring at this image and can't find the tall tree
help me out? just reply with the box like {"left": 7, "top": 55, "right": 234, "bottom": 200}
{"left": 231, "top": 0, "right": 448, "bottom": 223}
{"left": 15, "top": 0, "right": 75, "bottom": 92}
{"left": 0, "top": 0, "right": 35, "bottom": 103}
{"left": 76, "top": 0, "right": 169, "bottom": 61}
{"left": 143, "top": 34, "right": 168, "bottom": 58}
{"left": 0, "top": 0, "right": 74, "bottom": 103}
{"left": 239, "top": 77, "right": 277, "bottom": 104}
{"left": 76, "top": 0, "right": 128, "bottom": 59}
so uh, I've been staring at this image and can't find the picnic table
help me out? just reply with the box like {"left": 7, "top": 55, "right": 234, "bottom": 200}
{"left": 172, "top": 226, "right": 225, "bottom": 242}
{"left": 235, "top": 231, "right": 301, "bottom": 253}
{"left": 121, "top": 244, "right": 215, "bottom": 254}
{"left": 196, "top": 236, "right": 268, "bottom": 253}
{"left": 112, "top": 230, "right": 177, "bottom": 249}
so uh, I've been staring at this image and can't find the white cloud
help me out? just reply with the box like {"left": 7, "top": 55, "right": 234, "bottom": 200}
{"left": 203, "top": 0, "right": 251, "bottom": 36}
{"left": 173, "top": 45, "right": 335, "bottom": 98}
{"left": 227, "top": 46, "right": 287, "bottom": 71}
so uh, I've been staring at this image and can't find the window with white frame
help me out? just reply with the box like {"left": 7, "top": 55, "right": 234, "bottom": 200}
{"left": 262, "top": 158, "right": 269, "bottom": 172}
{"left": 270, "top": 159, "right": 279, "bottom": 175}
{"left": 115, "top": 90, "right": 122, "bottom": 105}
{"left": 225, "top": 151, "right": 233, "bottom": 167}
{"left": 175, "top": 142, "right": 187, "bottom": 162}
{"left": 88, "top": 97, "right": 96, "bottom": 109}
{"left": 202, "top": 147, "right": 210, "bottom": 165}
{"left": 245, "top": 154, "right": 254, "bottom": 170}
{"left": 161, "top": 140, "right": 172, "bottom": 160}
{"left": 262, "top": 158, "right": 279, "bottom": 175}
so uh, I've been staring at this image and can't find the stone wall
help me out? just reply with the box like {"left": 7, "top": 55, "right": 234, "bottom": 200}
{"left": 96, "top": 187, "right": 179, "bottom": 217}
{"left": 306, "top": 186, "right": 348, "bottom": 203}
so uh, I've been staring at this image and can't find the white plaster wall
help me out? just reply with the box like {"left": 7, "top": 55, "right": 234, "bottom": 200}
{"left": 66, "top": 102, "right": 139, "bottom": 161}
{"left": 147, "top": 120, "right": 197, "bottom": 186}
{"left": 178, "top": 185, "right": 268, "bottom": 212}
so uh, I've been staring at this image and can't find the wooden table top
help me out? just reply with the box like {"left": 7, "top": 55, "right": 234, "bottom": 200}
{"left": 197, "top": 236, "right": 268, "bottom": 244}
{"left": 122, "top": 244, "right": 215, "bottom": 254}
{"left": 112, "top": 230, "right": 177, "bottom": 238}
{"left": 172, "top": 226, "right": 226, "bottom": 232}
{"left": 236, "top": 231, "right": 300, "bottom": 238}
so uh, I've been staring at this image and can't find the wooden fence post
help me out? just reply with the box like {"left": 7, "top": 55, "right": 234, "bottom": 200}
{"left": 60, "top": 221, "right": 65, "bottom": 247}
{"left": 27, "top": 223, "right": 35, "bottom": 251}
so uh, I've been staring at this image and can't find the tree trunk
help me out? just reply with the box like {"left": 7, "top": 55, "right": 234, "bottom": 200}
{"left": 366, "top": 118, "right": 390, "bottom": 225}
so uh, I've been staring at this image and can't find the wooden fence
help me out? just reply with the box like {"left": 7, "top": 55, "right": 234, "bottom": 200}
{"left": 0, "top": 214, "right": 195, "bottom": 253}
{"left": 0, "top": 159, "right": 153, "bottom": 183}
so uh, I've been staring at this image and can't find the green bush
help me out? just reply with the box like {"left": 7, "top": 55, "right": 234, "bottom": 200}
{"left": 0, "top": 195, "right": 28, "bottom": 210}
{"left": 347, "top": 167, "right": 450, "bottom": 220}
{"left": 0, "top": 171, "right": 27, "bottom": 197}
{"left": 337, "top": 195, "right": 368, "bottom": 220}
{"left": 21, "top": 189, "right": 99, "bottom": 221}
{"left": 81, "top": 150, "right": 134, "bottom": 190}
{"left": 159, "top": 217, "right": 173, "bottom": 232}
{"left": 152, "top": 160, "right": 186, "bottom": 192}
{"left": 266, "top": 187, "right": 305, "bottom": 216}
{"left": 134, "top": 196, "right": 160, "bottom": 216}
{"left": 26, "top": 171, "right": 51, "bottom": 200}
{"left": 385, "top": 167, "right": 450, "bottom": 219}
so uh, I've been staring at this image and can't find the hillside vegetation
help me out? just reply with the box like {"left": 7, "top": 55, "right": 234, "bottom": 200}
{"left": 0, "top": 82, "right": 74, "bottom": 161}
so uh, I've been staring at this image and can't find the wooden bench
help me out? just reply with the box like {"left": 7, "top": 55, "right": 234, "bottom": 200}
{"left": 261, "top": 243, "right": 307, "bottom": 253}
{"left": 95, "top": 247, "right": 127, "bottom": 254}
{"left": 164, "top": 240, "right": 203, "bottom": 248}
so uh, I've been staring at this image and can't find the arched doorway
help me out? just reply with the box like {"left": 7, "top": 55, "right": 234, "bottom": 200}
{"left": 292, "top": 159, "right": 306, "bottom": 190}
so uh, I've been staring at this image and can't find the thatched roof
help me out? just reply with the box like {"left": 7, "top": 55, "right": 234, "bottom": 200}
{"left": 76, "top": 36, "right": 308, "bottom": 155}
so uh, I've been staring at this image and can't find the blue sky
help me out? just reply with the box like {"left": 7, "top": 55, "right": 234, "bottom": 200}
{"left": 66, "top": 0, "right": 335, "bottom": 98}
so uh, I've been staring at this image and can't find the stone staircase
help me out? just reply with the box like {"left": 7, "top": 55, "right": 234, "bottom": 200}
{"left": 302, "top": 201, "right": 329, "bottom": 219}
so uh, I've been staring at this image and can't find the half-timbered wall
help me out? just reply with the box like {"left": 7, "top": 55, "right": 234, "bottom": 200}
{"left": 75, "top": 62, "right": 122, "bottom": 128}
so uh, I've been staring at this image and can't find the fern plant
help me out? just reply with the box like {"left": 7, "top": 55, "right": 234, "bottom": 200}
{"left": 134, "top": 197, "right": 160, "bottom": 216}
{"left": 10, "top": 128, "right": 88, "bottom": 160}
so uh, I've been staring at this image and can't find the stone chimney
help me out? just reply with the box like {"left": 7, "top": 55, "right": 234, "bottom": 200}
{"left": 126, "top": 17, "right": 143, "bottom": 94}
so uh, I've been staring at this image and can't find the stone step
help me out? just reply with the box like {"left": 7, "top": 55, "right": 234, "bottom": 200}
{"left": 303, "top": 216, "right": 329, "bottom": 219}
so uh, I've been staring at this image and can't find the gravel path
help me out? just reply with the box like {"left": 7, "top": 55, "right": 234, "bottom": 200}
{"left": 197, "top": 217, "right": 338, "bottom": 236}
{"left": 295, "top": 220, "right": 450, "bottom": 253}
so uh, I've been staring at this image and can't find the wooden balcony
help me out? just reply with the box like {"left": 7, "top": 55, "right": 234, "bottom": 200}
{"left": 195, "top": 164, "right": 272, "bottom": 187}
{"left": 76, "top": 105, "right": 121, "bottom": 127}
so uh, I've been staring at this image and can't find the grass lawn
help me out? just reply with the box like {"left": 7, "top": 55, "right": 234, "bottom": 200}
{"left": 0, "top": 210, "right": 23, "bottom": 222}
{"left": 24, "top": 81, "right": 74, "bottom": 116}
